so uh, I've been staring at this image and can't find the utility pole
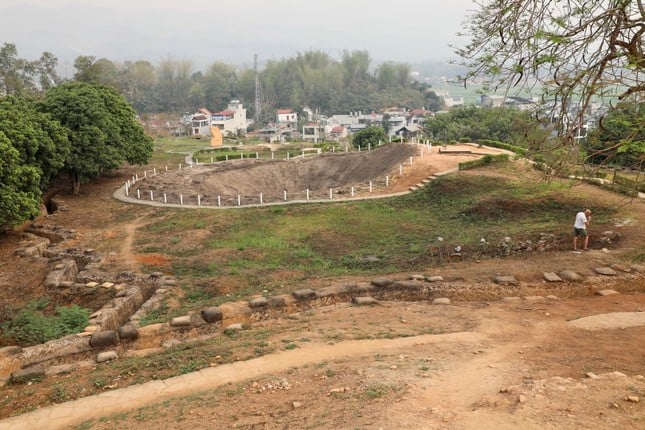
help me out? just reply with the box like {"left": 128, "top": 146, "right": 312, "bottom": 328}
{"left": 254, "top": 54, "right": 262, "bottom": 125}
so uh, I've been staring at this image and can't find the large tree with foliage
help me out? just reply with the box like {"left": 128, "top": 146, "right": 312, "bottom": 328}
{"left": 0, "top": 43, "right": 60, "bottom": 96}
{"left": 352, "top": 126, "right": 388, "bottom": 149}
{"left": 40, "top": 82, "right": 153, "bottom": 194}
{"left": 457, "top": 0, "right": 644, "bottom": 162}
{"left": 0, "top": 96, "right": 69, "bottom": 229}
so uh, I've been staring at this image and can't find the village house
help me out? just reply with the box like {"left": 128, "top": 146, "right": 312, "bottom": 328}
{"left": 211, "top": 100, "right": 248, "bottom": 137}
{"left": 276, "top": 109, "right": 298, "bottom": 130}
{"left": 190, "top": 108, "right": 212, "bottom": 138}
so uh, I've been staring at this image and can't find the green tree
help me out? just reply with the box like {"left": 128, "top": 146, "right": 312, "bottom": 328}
{"left": 352, "top": 125, "right": 387, "bottom": 149}
{"left": 0, "top": 96, "right": 69, "bottom": 229}
{"left": 0, "top": 43, "right": 60, "bottom": 96}
{"left": 584, "top": 102, "right": 644, "bottom": 168}
{"left": 40, "top": 82, "right": 153, "bottom": 194}
{"left": 457, "top": 0, "right": 644, "bottom": 159}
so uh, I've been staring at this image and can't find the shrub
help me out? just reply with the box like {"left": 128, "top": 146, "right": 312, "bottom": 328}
{"left": 1, "top": 303, "right": 90, "bottom": 346}
{"left": 459, "top": 154, "right": 509, "bottom": 170}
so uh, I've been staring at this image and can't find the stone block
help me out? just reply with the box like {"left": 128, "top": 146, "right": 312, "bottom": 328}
{"left": 370, "top": 278, "right": 392, "bottom": 288}
{"left": 292, "top": 289, "right": 316, "bottom": 300}
{"left": 269, "top": 297, "right": 287, "bottom": 308}
{"left": 595, "top": 267, "right": 617, "bottom": 276}
{"left": 432, "top": 298, "right": 451, "bottom": 305}
{"left": 352, "top": 296, "right": 378, "bottom": 306}
{"left": 90, "top": 330, "right": 119, "bottom": 348}
{"left": 595, "top": 289, "right": 619, "bottom": 296}
{"left": 96, "top": 351, "right": 118, "bottom": 363}
{"left": 170, "top": 316, "right": 192, "bottom": 327}
{"left": 201, "top": 307, "right": 223, "bottom": 323}
{"left": 543, "top": 272, "right": 562, "bottom": 282}
{"left": 249, "top": 297, "right": 269, "bottom": 308}
{"left": 11, "top": 367, "right": 45, "bottom": 383}
{"left": 426, "top": 275, "right": 444, "bottom": 282}
{"left": 118, "top": 325, "right": 139, "bottom": 341}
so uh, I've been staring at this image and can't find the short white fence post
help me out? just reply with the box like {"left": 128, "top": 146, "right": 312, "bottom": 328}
{"left": 180, "top": 194, "right": 183, "bottom": 205}
{"left": 306, "top": 189, "right": 310, "bottom": 200}
{"left": 237, "top": 195, "right": 241, "bottom": 206}
{"left": 259, "top": 193, "right": 263, "bottom": 205}
{"left": 197, "top": 195, "right": 201, "bottom": 206}
{"left": 144, "top": 171, "right": 147, "bottom": 178}
{"left": 329, "top": 188, "right": 333, "bottom": 199}
{"left": 369, "top": 181, "right": 373, "bottom": 192}
{"left": 150, "top": 190, "right": 154, "bottom": 201}
{"left": 217, "top": 195, "right": 221, "bottom": 207}
{"left": 163, "top": 193, "right": 167, "bottom": 204}
{"left": 284, "top": 190, "right": 287, "bottom": 201}
{"left": 351, "top": 186, "right": 354, "bottom": 197}
{"left": 386, "top": 176, "right": 389, "bottom": 186}
{"left": 409, "top": 157, "right": 413, "bottom": 166}
{"left": 137, "top": 189, "right": 141, "bottom": 199}
{"left": 399, "top": 164, "right": 403, "bottom": 175}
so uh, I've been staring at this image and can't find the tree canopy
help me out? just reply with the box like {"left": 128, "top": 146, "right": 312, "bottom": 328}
{"left": 40, "top": 82, "right": 153, "bottom": 193}
{"left": 457, "top": 0, "right": 644, "bottom": 153}
{"left": 0, "top": 96, "right": 69, "bottom": 229}
{"left": 0, "top": 43, "right": 59, "bottom": 96}
{"left": 352, "top": 126, "right": 388, "bottom": 149}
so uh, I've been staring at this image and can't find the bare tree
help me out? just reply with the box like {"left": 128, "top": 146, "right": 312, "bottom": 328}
{"left": 457, "top": 0, "right": 644, "bottom": 163}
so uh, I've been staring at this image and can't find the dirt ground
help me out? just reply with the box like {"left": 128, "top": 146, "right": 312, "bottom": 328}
{"left": 0, "top": 143, "right": 643, "bottom": 429}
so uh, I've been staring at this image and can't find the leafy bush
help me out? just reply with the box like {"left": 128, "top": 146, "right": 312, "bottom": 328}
{"left": 459, "top": 154, "right": 509, "bottom": 170}
{"left": 477, "top": 139, "right": 528, "bottom": 156}
{"left": 1, "top": 302, "right": 90, "bottom": 346}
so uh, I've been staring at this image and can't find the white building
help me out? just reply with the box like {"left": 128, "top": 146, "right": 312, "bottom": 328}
{"left": 276, "top": 109, "right": 298, "bottom": 130}
{"left": 211, "top": 100, "right": 248, "bottom": 137}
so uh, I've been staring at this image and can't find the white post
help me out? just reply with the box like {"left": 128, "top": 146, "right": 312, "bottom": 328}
{"left": 165, "top": 165, "right": 168, "bottom": 171}
{"left": 260, "top": 193, "right": 263, "bottom": 205}
{"left": 386, "top": 176, "right": 389, "bottom": 186}
{"left": 198, "top": 195, "right": 201, "bottom": 206}
{"left": 163, "top": 193, "right": 167, "bottom": 204}
{"left": 368, "top": 142, "right": 371, "bottom": 151}
{"left": 306, "top": 189, "right": 310, "bottom": 200}
{"left": 287, "top": 152, "right": 290, "bottom": 159}
{"left": 144, "top": 171, "right": 147, "bottom": 178}
{"left": 302, "top": 150, "right": 305, "bottom": 158}
{"left": 150, "top": 190, "right": 153, "bottom": 200}
{"left": 217, "top": 195, "right": 221, "bottom": 207}
{"left": 180, "top": 194, "right": 183, "bottom": 205}
{"left": 358, "top": 146, "right": 361, "bottom": 152}
{"left": 256, "top": 152, "right": 259, "bottom": 159}
{"left": 399, "top": 164, "right": 403, "bottom": 175}
{"left": 329, "top": 188, "right": 333, "bottom": 199}
{"left": 226, "top": 155, "right": 229, "bottom": 161}
{"left": 196, "top": 158, "right": 199, "bottom": 165}
{"left": 389, "top": 135, "right": 392, "bottom": 143}
{"left": 190, "top": 162, "right": 193, "bottom": 168}
{"left": 125, "top": 185, "right": 129, "bottom": 197}
{"left": 135, "top": 173, "right": 139, "bottom": 181}
{"left": 153, "top": 168, "right": 157, "bottom": 176}
{"left": 179, "top": 163, "right": 182, "bottom": 169}
{"left": 241, "top": 153, "right": 243, "bottom": 160}
{"left": 351, "top": 186, "right": 354, "bottom": 197}
{"left": 132, "top": 175, "right": 136, "bottom": 184}
{"left": 237, "top": 195, "right": 241, "bottom": 206}
{"left": 369, "top": 181, "right": 373, "bottom": 192}
{"left": 284, "top": 190, "right": 287, "bottom": 201}
{"left": 332, "top": 146, "right": 335, "bottom": 153}
{"left": 137, "top": 189, "right": 140, "bottom": 199}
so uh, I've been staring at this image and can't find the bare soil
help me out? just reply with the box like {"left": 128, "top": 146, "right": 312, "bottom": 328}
{"left": 0, "top": 144, "right": 643, "bottom": 429}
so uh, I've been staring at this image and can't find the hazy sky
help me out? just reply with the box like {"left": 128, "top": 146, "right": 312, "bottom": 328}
{"left": 1, "top": 0, "right": 477, "bottom": 69}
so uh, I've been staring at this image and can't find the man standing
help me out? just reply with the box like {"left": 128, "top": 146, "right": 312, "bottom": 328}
{"left": 573, "top": 209, "right": 591, "bottom": 251}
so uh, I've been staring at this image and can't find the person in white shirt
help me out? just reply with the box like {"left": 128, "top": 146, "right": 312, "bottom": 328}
{"left": 573, "top": 209, "right": 591, "bottom": 251}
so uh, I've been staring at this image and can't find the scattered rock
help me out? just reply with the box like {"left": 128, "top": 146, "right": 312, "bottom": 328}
{"left": 11, "top": 367, "right": 45, "bottom": 383}
{"left": 543, "top": 272, "right": 562, "bottom": 282}
{"left": 269, "top": 296, "right": 287, "bottom": 308}
{"left": 371, "top": 278, "right": 392, "bottom": 288}
{"left": 518, "top": 395, "right": 527, "bottom": 403}
{"left": 409, "top": 274, "right": 425, "bottom": 281}
{"left": 502, "top": 297, "right": 522, "bottom": 302}
{"left": 625, "top": 396, "right": 639, "bottom": 403}
{"left": 96, "top": 351, "right": 118, "bottom": 363}
{"left": 630, "top": 264, "right": 645, "bottom": 273}
{"left": 162, "top": 339, "right": 182, "bottom": 348}
{"left": 292, "top": 401, "right": 302, "bottom": 409}
{"left": 595, "top": 289, "right": 619, "bottom": 296}
{"left": 494, "top": 276, "right": 519, "bottom": 285}
{"left": 558, "top": 270, "right": 583, "bottom": 282}
{"left": 595, "top": 267, "right": 618, "bottom": 276}
{"left": 425, "top": 275, "right": 444, "bottom": 282}
{"left": 224, "top": 323, "right": 243, "bottom": 334}
{"left": 585, "top": 372, "right": 600, "bottom": 380}
{"left": 432, "top": 298, "right": 451, "bottom": 305}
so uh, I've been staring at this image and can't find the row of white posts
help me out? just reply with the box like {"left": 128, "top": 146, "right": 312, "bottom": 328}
{"left": 124, "top": 141, "right": 433, "bottom": 206}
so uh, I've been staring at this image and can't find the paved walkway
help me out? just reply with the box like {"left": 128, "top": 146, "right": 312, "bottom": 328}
{"left": 0, "top": 332, "right": 483, "bottom": 430}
